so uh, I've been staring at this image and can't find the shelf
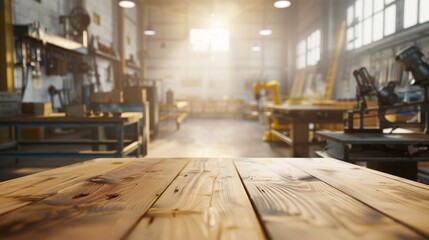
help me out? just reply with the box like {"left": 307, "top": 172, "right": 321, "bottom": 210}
{"left": 95, "top": 50, "right": 120, "bottom": 62}
{"left": 14, "top": 25, "right": 88, "bottom": 55}
{"left": 126, "top": 62, "right": 141, "bottom": 71}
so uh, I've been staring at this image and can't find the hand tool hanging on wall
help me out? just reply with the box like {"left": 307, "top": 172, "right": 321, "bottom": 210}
{"left": 46, "top": 49, "right": 68, "bottom": 76}
{"left": 30, "top": 46, "right": 42, "bottom": 89}
{"left": 19, "top": 41, "right": 29, "bottom": 98}
{"left": 88, "top": 36, "right": 101, "bottom": 92}
{"left": 106, "top": 64, "right": 112, "bottom": 83}
{"left": 48, "top": 85, "right": 65, "bottom": 111}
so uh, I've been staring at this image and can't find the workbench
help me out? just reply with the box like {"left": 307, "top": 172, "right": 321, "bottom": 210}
{"left": 159, "top": 101, "right": 188, "bottom": 130}
{"left": 317, "top": 131, "right": 429, "bottom": 180}
{"left": 0, "top": 112, "right": 144, "bottom": 159}
{"left": 267, "top": 104, "right": 349, "bottom": 157}
{"left": 0, "top": 157, "right": 427, "bottom": 239}
{"left": 90, "top": 102, "right": 149, "bottom": 155}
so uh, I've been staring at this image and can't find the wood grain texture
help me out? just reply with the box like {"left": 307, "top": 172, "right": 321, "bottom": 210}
{"left": 284, "top": 158, "right": 429, "bottom": 238}
{"left": 0, "top": 158, "right": 188, "bottom": 240}
{"left": 0, "top": 158, "right": 137, "bottom": 215}
{"left": 235, "top": 158, "right": 423, "bottom": 240}
{"left": 358, "top": 163, "right": 429, "bottom": 190}
{"left": 0, "top": 112, "right": 143, "bottom": 123}
{"left": 128, "top": 158, "right": 265, "bottom": 240}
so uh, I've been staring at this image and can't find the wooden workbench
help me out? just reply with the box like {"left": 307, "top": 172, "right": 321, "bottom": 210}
{"left": 159, "top": 101, "right": 188, "bottom": 130}
{"left": 0, "top": 112, "right": 143, "bottom": 123}
{"left": 267, "top": 104, "right": 349, "bottom": 157}
{"left": 0, "top": 157, "right": 428, "bottom": 239}
{"left": 0, "top": 112, "right": 144, "bottom": 158}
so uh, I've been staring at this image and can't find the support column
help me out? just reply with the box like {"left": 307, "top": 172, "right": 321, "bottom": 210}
{"left": 0, "top": 0, "right": 15, "bottom": 91}
{"left": 117, "top": 6, "right": 125, "bottom": 91}
{"left": 137, "top": 1, "right": 146, "bottom": 81}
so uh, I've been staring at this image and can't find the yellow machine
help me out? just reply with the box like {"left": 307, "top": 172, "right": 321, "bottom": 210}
{"left": 253, "top": 80, "right": 289, "bottom": 141}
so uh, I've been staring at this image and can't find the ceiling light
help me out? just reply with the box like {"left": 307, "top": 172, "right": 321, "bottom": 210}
{"left": 259, "top": 26, "right": 272, "bottom": 36}
{"left": 274, "top": 0, "right": 291, "bottom": 8}
{"left": 144, "top": 26, "right": 156, "bottom": 36}
{"left": 119, "top": 0, "right": 135, "bottom": 8}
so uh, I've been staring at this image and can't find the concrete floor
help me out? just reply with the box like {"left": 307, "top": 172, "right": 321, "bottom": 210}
{"left": 148, "top": 118, "right": 292, "bottom": 158}
{"left": 0, "top": 118, "right": 297, "bottom": 182}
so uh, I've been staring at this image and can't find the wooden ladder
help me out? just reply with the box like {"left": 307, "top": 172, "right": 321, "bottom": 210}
{"left": 323, "top": 21, "right": 346, "bottom": 100}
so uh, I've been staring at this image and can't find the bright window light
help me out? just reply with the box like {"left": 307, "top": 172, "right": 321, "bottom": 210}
{"left": 364, "top": 0, "right": 373, "bottom": 18}
{"left": 346, "top": 27, "right": 355, "bottom": 50}
{"left": 347, "top": 6, "right": 354, "bottom": 25}
{"left": 251, "top": 44, "right": 261, "bottom": 52}
{"left": 306, "top": 30, "right": 321, "bottom": 66}
{"left": 190, "top": 29, "right": 229, "bottom": 52}
{"left": 346, "top": 0, "right": 398, "bottom": 50}
{"left": 404, "top": 0, "right": 418, "bottom": 28}
{"left": 374, "top": 0, "right": 383, "bottom": 12}
{"left": 373, "top": 12, "right": 383, "bottom": 41}
{"left": 296, "top": 29, "right": 320, "bottom": 69}
{"left": 346, "top": 5, "right": 355, "bottom": 50}
{"left": 296, "top": 40, "right": 306, "bottom": 69}
{"left": 421, "top": 0, "right": 429, "bottom": 23}
{"left": 210, "top": 29, "right": 229, "bottom": 51}
{"left": 363, "top": 17, "right": 372, "bottom": 45}
{"left": 355, "top": 0, "right": 363, "bottom": 21}
{"left": 384, "top": 4, "right": 396, "bottom": 36}
{"left": 354, "top": 23, "right": 363, "bottom": 48}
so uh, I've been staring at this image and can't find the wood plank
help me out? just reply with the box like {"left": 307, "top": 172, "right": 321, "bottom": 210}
{"left": 19, "top": 139, "right": 134, "bottom": 144}
{"left": 128, "top": 158, "right": 265, "bottom": 240}
{"left": 284, "top": 158, "right": 429, "bottom": 237}
{"left": 0, "top": 112, "right": 142, "bottom": 123}
{"left": 0, "top": 158, "right": 138, "bottom": 215}
{"left": 270, "top": 129, "right": 293, "bottom": 145}
{"left": 363, "top": 164, "right": 429, "bottom": 190}
{"left": 234, "top": 158, "right": 423, "bottom": 239}
{"left": 0, "top": 158, "right": 189, "bottom": 240}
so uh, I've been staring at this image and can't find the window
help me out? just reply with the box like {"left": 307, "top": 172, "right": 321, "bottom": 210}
{"left": 189, "top": 28, "right": 230, "bottom": 52}
{"left": 296, "top": 40, "right": 306, "bottom": 69}
{"left": 307, "top": 30, "right": 321, "bottom": 66}
{"left": 296, "top": 29, "right": 321, "bottom": 69}
{"left": 421, "top": 0, "right": 429, "bottom": 23}
{"left": 404, "top": 0, "right": 418, "bottom": 28}
{"left": 346, "top": 0, "right": 397, "bottom": 50}
{"left": 404, "top": 0, "right": 429, "bottom": 29}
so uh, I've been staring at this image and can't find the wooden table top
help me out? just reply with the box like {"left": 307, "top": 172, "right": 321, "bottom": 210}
{"left": 0, "top": 112, "right": 143, "bottom": 124}
{"left": 267, "top": 104, "right": 350, "bottom": 112}
{"left": 160, "top": 101, "right": 188, "bottom": 109}
{"left": 318, "top": 131, "right": 429, "bottom": 144}
{"left": 0, "top": 157, "right": 428, "bottom": 240}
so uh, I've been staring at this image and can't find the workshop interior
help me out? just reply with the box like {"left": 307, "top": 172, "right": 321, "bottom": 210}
{"left": 0, "top": 0, "right": 429, "bottom": 239}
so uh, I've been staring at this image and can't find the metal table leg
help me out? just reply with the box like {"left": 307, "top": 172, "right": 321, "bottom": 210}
{"left": 116, "top": 123, "right": 124, "bottom": 157}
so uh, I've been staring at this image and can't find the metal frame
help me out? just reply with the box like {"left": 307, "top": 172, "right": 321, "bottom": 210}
{"left": 90, "top": 102, "right": 148, "bottom": 155}
{"left": 0, "top": 117, "right": 142, "bottom": 159}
